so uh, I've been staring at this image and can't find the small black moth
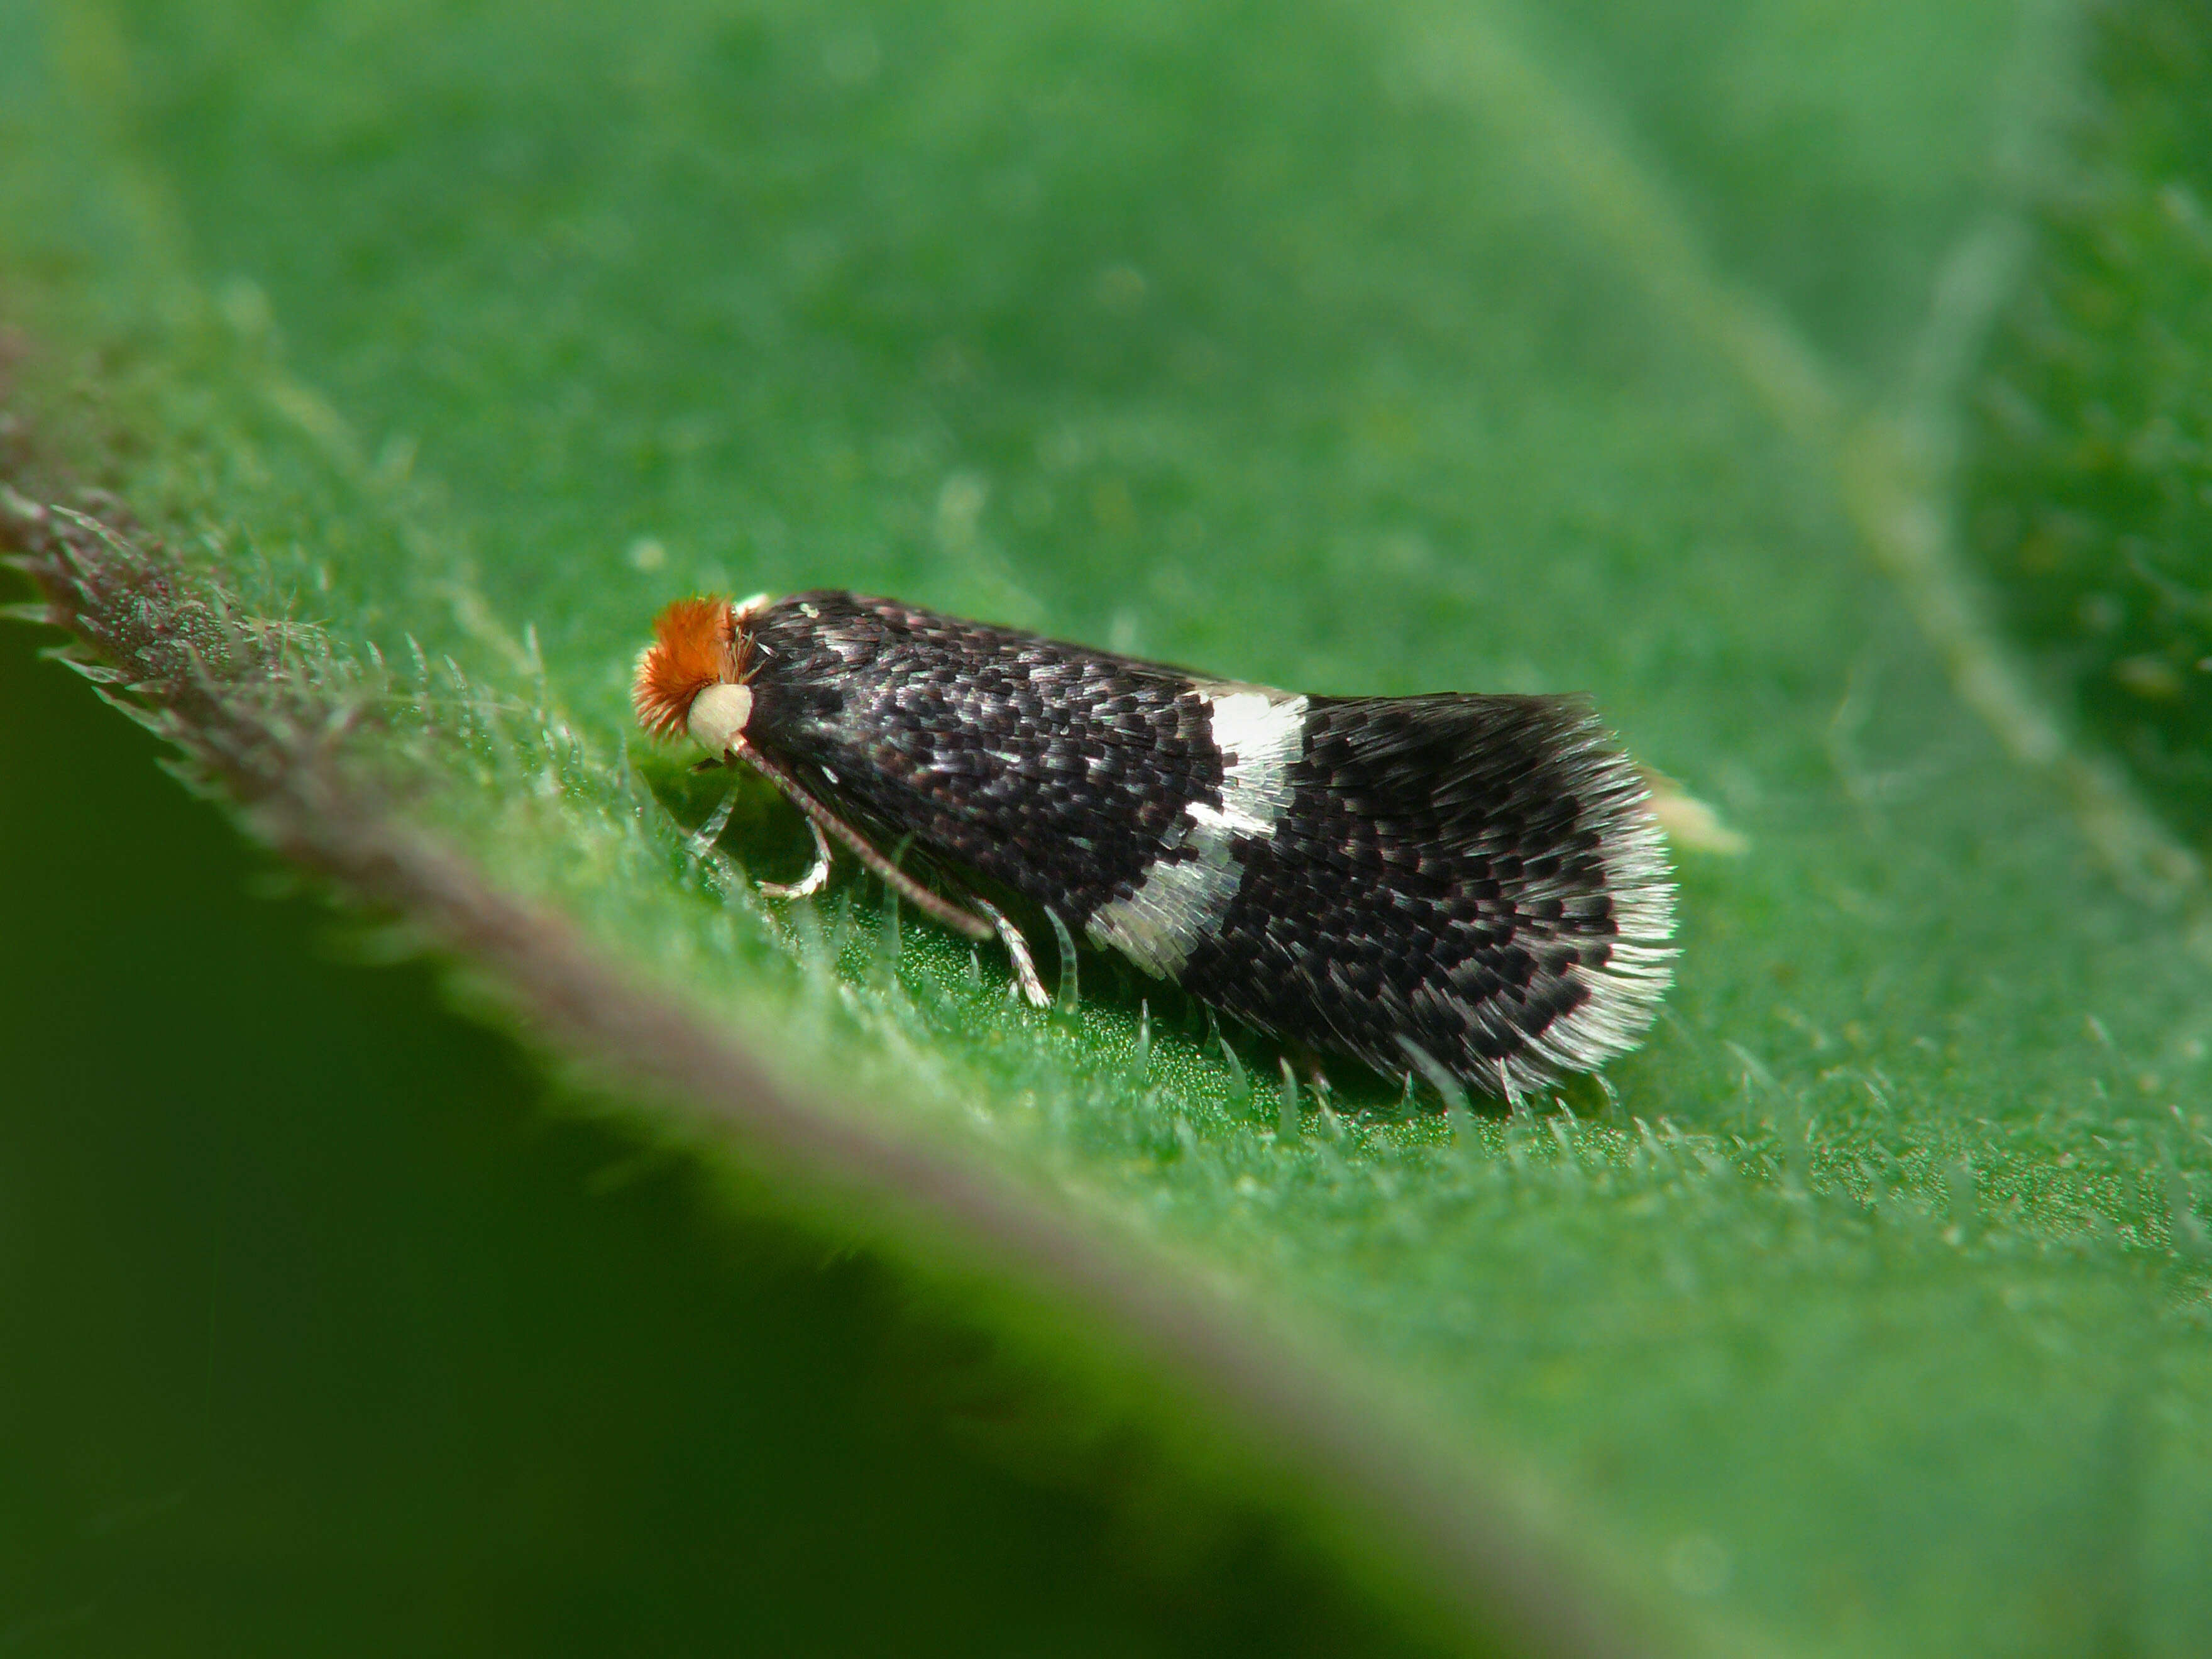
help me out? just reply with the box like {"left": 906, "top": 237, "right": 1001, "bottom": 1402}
{"left": 635, "top": 590, "right": 1675, "bottom": 1098}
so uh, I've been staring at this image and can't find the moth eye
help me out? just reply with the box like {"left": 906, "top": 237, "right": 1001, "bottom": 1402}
{"left": 686, "top": 681, "right": 754, "bottom": 754}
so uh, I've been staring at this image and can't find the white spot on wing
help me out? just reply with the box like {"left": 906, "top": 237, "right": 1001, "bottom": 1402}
{"left": 1087, "top": 685, "right": 1307, "bottom": 978}
{"left": 1202, "top": 689, "right": 1306, "bottom": 835}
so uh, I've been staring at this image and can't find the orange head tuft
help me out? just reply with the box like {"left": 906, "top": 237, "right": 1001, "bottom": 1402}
{"left": 633, "top": 596, "right": 737, "bottom": 740}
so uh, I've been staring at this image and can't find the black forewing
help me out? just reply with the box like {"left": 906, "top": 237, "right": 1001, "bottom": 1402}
{"left": 1179, "top": 693, "right": 1636, "bottom": 1084}
{"left": 742, "top": 592, "right": 1224, "bottom": 920}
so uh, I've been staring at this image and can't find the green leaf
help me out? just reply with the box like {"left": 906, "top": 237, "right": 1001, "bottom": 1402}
{"left": 1965, "top": 0, "right": 2212, "bottom": 851}
{"left": 0, "top": 615, "right": 1444, "bottom": 1658}
{"left": 6, "top": 1, "right": 2212, "bottom": 1654}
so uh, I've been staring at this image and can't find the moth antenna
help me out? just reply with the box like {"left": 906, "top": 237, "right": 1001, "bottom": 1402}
{"left": 737, "top": 741, "right": 993, "bottom": 941}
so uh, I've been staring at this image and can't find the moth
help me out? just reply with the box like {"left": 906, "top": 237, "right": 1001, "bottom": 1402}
{"left": 634, "top": 590, "right": 1675, "bottom": 1097}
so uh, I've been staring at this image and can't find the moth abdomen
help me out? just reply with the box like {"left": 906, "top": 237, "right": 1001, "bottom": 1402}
{"left": 634, "top": 590, "right": 1676, "bottom": 1096}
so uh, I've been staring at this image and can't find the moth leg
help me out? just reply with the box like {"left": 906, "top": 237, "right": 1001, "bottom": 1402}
{"left": 1284, "top": 1037, "right": 1332, "bottom": 1094}
{"left": 685, "top": 783, "right": 742, "bottom": 861}
{"left": 734, "top": 741, "right": 993, "bottom": 942}
{"left": 757, "top": 814, "right": 834, "bottom": 900}
{"left": 969, "top": 896, "right": 1050, "bottom": 1010}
